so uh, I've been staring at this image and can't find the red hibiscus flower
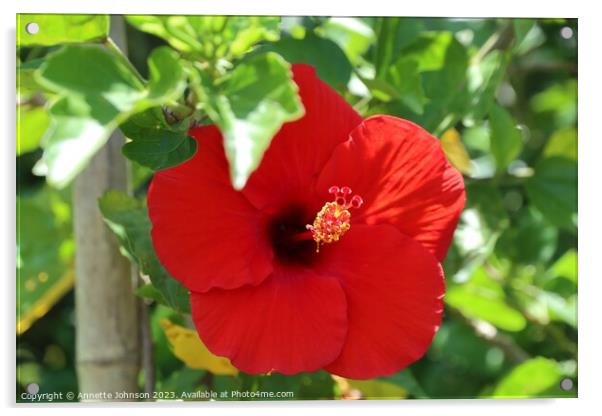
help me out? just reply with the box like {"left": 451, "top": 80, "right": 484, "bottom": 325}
{"left": 148, "top": 64, "right": 465, "bottom": 379}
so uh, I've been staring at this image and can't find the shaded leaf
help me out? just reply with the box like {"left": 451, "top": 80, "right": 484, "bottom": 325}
{"left": 531, "top": 80, "right": 577, "bottom": 128}
{"left": 98, "top": 191, "right": 190, "bottom": 313}
{"left": 372, "top": 17, "right": 422, "bottom": 77}
{"left": 489, "top": 104, "right": 523, "bottom": 171}
{"left": 386, "top": 58, "right": 428, "bottom": 114}
{"left": 497, "top": 207, "right": 558, "bottom": 265}
{"left": 525, "top": 157, "right": 577, "bottom": 230}
{"left": 258, "top": 33, "right": 353, "bottom": 88}
{"left": 379, "top": 369, "right": 428, "bottom": 399}
{"left": 319, "top": 18, "right": 375, "bottom": 64}
{"left": 467, "top": 51, "right": 509, "bottom": 121}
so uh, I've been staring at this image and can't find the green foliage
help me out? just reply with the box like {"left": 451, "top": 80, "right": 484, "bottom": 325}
{"left": 17, "top": 106, "right": 49, "bottom": 156}
{"left": 17, "top": 14, "right": 109, "bottom": 47}
{"left": 491, "top": 357, "right": 569, "bottom": 398}
{"left": 489, "top": 104, "right": 524, "bottom": 172}
{"left": 446, "top": 267, "right": 527, "bottom": 332}
{"left": 17, "top": 15, "right": 578, "bottom": 401}
{"left": 526, "top": 157, "right": 577, "bottom": 230}
{"left": 318, "top": 17, "right": 375, "bottom": 65}
{"left": 33, "top": 44, "right": 186, "bottom": 188}
{"left": 257, "top": 33, "right": 353, "bottom": 88}
{"left": 17, "top": 187, "right": 74, "bottom": 334}
{"left": 125, "top": 16, "right": 279, "bottom": 59}
{"left": 202, "top": 52, "right": 304, "bottom": 189}
{"left": 98, "top": 191, "right": 190, "bottom": 313}
{"left": 120, "top": 109, "right": 197, "bottom": 171}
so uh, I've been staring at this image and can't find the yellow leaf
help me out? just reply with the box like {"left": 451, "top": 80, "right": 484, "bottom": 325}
{"left": 441, "top": 128, "right": 472, "bottom": 175}
{"left": 332, "top": 375, "right": 408, "bottom": 400}
{"left": 17, "top": 269, "right": 75, "bottom": 335}
{"left": 161, "top": 319, "right": 238, "bottom": 376}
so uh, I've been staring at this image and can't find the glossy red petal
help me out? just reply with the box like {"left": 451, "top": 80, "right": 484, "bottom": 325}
{"left": 148, "top": 125, "right": 273, "bottom": 293}
{"left": 314, "top": 224, "right": 445, "bottom": 379}
{"left": 316, "top": 115, "right": 465, "bottom": 261}
{"left": 191, "top": 266, "right": 348, "bottom": 375}
{"left": 242, "top": 64, "right": 363, "bottom": 215}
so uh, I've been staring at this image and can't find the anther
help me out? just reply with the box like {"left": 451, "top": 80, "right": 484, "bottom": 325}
{"left": 306, "top": 185, "right": 364, "bottom": 252}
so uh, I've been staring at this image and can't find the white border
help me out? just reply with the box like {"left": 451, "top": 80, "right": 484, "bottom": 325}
{"left": 3, "top": 1, "right": 601, "bottom": 415}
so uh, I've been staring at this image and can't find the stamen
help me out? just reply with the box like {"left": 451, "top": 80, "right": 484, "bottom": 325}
{"left": 306, "top": 186, "right": 363, "bottom": 252}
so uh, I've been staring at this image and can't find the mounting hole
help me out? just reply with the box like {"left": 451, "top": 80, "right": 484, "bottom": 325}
{"left": 560, "top": 378, "right": 574, "bottom": 391}
{"left": 25, "top": 22, "right": 39, "bottom": 35}
{"left": 26, "top": 383, "right": 40, "bottom": 394}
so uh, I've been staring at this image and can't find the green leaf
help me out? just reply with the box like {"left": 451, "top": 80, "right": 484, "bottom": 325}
{"left": 446, "top": 267, "right": 527, "bottom": 332}
{"left": 379, "top": 369, "right": 429, "bottom": 399}
{"left": 402, "top": 31, "right": 455, "bottom": 72}
{"left": 550, "top": 249, "right": 578, "bottom": 284}
{"left": 17, "top": 14, "right": 109, "bottom": 47}
{"left": 257, "top": 33, "right": 353, "bottom": 88}
{"left": 488, "top": 104, "right": 523, "bottom": 171}
{"left": 120, "top": 57, "right": 196, "bottom": 172}
{"left": 122, "top": 129, "right": 197, "bottom": 171}
{"left": 385, "top": 58, "right": 428, "bottom": 114}
{"left": 407, "top": 33, "right": 469, "bottom": 133}
{"left": 449, "top": 202, "right": 507, "bottom": 283}
{"left": 467, "top": 51, "right": 509, "bottom": 121}
{"left": 497, "top": 208, "right": 558, "bottom": 265}
{"left": 135, "top": 283, "right": 169, "bottom": 305}
{"left": 525, "top": 157, "right": 577, "bottom": 230}
{"left": 98, "top": 191, "right": 190, "bottom": 313}
{"left": 17, "top": 106, "right": 49, "bottom": 155}
{"left": 125, "top": 16, "right": 279, "bottom": 58}
{"left": 205, "top": 52, "right": 304, "bottom": 189}
{"left": 544, "top": 128, "right": 577, "bottom": 161}
{"left": 531, "top": 80, "right": 577, "bottom": 128}
{"left": 33, "top": 45, "right": 186, "bottom": 188}
{"left": 491, "top": 357, "right": 566, "bottom": 398}
{"left": 146, "top": 47, "right": 187, "bottom": 102}
{"left": 513, "top": 19, "right": 536, "bottom": 46}
{"left": 513, "top": 20, "right": 545, "bottom": 56}
{"left": 446, "top": 289, "right": 527, "bottom": 332}
{"left": 319, "top": 17, "right": 375, "bottom": 64}
{"left": 36, "top": 45, "right": 144, "bottom": 102}
{"left": 372, "top": 17, "right": 422, "bottom": 78}
{"left": 17, "top": 187, "right": 74, "bottom": 334}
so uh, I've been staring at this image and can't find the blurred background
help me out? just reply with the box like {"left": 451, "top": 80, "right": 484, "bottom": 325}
{"left": 17, "top": 16, "right": 577, "bottom": 400}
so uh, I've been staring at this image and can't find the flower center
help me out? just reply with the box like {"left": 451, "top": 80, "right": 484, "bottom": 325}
{"left": 306, "top": 186, "right": 363, "bottom": 252}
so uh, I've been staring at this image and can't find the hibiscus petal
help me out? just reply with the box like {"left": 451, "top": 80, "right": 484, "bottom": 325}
{"left": 148, "top": 125, "right": 274, "bottom": 293}
{"left": 314, "top": 224, "right": 445, "bottom": 380}
{"left": 191, "top": 266, "right": 348, "bottom": 375}
{"left": 316, "top": 115, "right": 466, "bottom": 261}
{"left": 242, "top": 64, "right": 363, "bottom": 214}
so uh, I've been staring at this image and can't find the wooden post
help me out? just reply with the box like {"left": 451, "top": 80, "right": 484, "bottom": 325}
{"left": 74, "top": 16, "right": 140, "bottom": 399}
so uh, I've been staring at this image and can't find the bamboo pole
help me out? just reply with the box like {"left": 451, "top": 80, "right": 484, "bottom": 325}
{"left": 74, "top": 16, "right": 140, "bottom": 400}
